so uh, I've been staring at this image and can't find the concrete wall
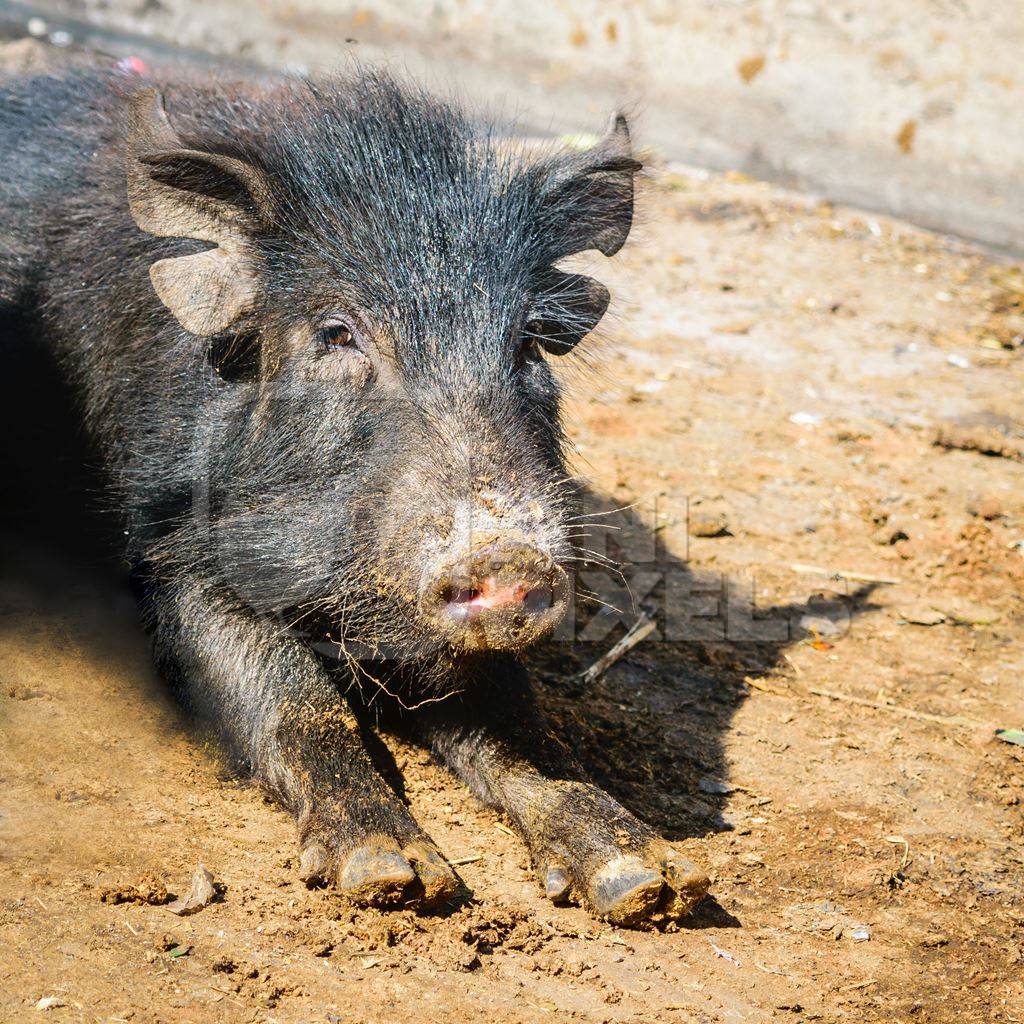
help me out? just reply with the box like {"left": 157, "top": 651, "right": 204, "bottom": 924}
{"left": 17, "top": 0, "right": 1024, "bottom": 252}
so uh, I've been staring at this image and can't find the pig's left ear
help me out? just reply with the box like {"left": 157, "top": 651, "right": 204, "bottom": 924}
{"left": 126, "top": 89, "right": 273, "bottom": 337}
{"left": 538, "top": 113, "right": 641, "bottom": 260}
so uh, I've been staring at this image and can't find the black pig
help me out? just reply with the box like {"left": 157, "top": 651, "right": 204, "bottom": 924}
{"left": 0, "top": 66, "right": 708, "bottom": 926}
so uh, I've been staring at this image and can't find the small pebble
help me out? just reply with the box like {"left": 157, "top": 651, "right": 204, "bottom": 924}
{"left": 689, "top": 511, "right": 730, "bottom": 538}
{"left": 872, "top": 521, "right": 909, "bottom": 545}
{"left": 901, "top": 606, "right": 945, "bottom": 626}
{"left": 789, "top": 411, "right": 822, "bottom": 426}
{"left": 966, "top": 497, "right": 1004, "bottom": 520}
{"left": 698, "top": 777, "right": 735, "bottom": 795}
{"left": 798, "top": 614, "right": 843, "bottom": 638}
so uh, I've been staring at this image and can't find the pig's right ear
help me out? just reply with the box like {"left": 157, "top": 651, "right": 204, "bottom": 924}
{"left": 126, "top": 89, "right": 272, "bottom": 337}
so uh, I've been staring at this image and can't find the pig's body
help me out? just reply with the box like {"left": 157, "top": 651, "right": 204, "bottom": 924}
{"left": 0, "top": 66, "right": 708, "bottom": 925}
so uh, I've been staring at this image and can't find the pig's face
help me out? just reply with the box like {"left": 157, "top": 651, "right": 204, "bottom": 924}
{"left": 126, "top": 74, "right": 639, "bottom": 672}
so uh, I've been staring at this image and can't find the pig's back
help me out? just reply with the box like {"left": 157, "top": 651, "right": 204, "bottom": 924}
{"left": 0, "top": 70, "right": 125, "bottom": 308}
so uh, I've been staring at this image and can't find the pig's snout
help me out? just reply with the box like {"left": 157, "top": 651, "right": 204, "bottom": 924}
{"left": 421, "top": 541, "right": 568, "bottom": 651}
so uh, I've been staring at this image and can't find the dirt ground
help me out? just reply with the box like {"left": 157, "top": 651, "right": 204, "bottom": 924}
{"left": 2, "top": 37, "right": 1024, "bottom": 1024}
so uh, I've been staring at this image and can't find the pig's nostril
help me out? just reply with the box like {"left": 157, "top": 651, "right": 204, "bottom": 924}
{"left": 436, "top": 578, "right": 553, "bottom": 616}
{"left": 522, "top": 586, "right": 553, "bottom": 614}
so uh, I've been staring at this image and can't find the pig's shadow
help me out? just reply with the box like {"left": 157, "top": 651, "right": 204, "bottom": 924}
{"left": 0, "top": 315, "right": 117, "bottom": 565}
{"left": 522, "top": 490, "right": 881, "bottom": 846}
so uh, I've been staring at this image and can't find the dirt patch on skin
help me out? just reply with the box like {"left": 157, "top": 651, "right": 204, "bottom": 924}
{"left": 2, "top": 47, "right": 1024, "bottom": 1024}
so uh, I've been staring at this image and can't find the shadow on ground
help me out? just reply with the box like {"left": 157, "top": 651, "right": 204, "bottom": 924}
{"left": 526, "top": 496, "right": 881, "bottom": 846}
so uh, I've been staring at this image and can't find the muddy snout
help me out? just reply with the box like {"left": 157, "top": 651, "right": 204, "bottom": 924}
{"left": 421, "top": 541, "right": 568, "bottom": 651}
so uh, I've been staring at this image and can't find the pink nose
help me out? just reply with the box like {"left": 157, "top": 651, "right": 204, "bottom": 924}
{"left": 422, "top": 542, "right": 568, "bottom": 651}
{"left": 442, "top": 576, "right": 554, "bottom": 622}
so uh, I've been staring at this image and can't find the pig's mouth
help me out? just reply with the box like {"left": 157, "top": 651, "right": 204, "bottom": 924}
{"left": 419, "top": 541, "right": 569, "bottom": 652}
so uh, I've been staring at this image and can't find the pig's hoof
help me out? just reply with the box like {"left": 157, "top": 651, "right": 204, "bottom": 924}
{"left": 585, "top": 845, "right": 709, "bottom": 927}
{"left": 589, "top": 856, "right": 666, "bottom": 925}
{"left": 338, "top": 843, "right": 416, "bottom": 900}
{"left": 300, "top": 835, "right": 461, "bottom": 910}
{"left": 542, "top": 864, "right": 572, "bottom": 903}
{"left": 538, "top": 841, "right": 709, "bottom": 927}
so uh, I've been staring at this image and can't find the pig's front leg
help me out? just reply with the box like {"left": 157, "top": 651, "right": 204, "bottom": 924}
{"left": 147, "top": 575, "right": 460, "bottom": 908}
{"left": 420, "top": 660, "right": 709, "bottom": 927}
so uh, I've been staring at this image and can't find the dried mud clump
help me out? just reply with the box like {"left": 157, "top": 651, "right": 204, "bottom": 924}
{"left": 456, "top": 904, "right": 549, "bottom": 955}
{"left": 97, "top": 873, "right": 170, "bottom": 906}
{"left": 300, "top": 900, "right": 550, "bottom": 971}
{"left": 417, "top": 904, "right": 550, "bottom": 972}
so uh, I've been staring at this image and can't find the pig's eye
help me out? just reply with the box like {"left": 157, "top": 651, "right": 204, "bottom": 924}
{"left": 317, "top": 319, "right": 358, "bottom": 351}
